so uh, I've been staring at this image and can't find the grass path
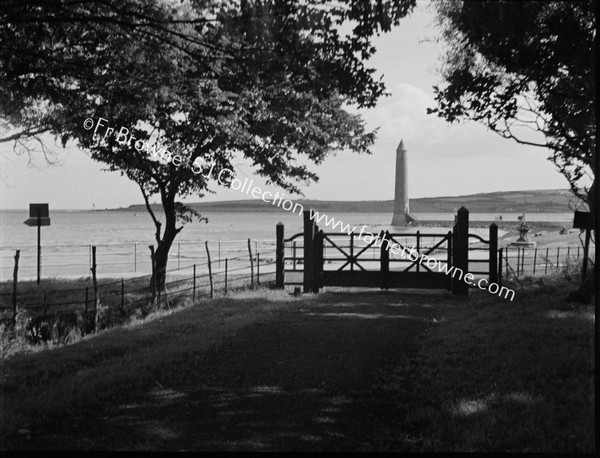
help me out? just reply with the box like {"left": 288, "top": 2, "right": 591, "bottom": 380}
{"left": 2, "top": 283, "right": 594, "bottom": 452}
{"left": 3, "top": 289, "right": 435, "bottom": 451}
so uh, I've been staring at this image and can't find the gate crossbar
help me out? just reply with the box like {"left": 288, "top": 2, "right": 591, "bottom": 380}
{"left": 387, "top": 234, "right": 450, "bottom": 273}
{"left": 320, "top": 232, "right": 382, "bottom": 287}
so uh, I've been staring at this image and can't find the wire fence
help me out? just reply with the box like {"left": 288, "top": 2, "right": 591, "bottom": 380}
{"left": 501, "top": 245, "right": 594, "bottom": 279}
{"left": 0, "top": 239, "right": 278, "bottom": 280}
{"left": 0, "top": 245, "right": 278, "bottom": 340}
{"left": 1, "top": 236, "right": 592, "bottom": 343}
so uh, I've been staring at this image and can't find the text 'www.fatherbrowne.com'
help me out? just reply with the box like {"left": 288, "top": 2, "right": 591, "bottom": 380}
{"left": 213, "top": 168, "right": 515, "bottom": 301}
{"left": 82, "top": 116, "right": 515, "bottom": 301}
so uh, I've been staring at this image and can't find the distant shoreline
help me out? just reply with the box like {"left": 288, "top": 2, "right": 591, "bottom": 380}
{"left": 1, "top": 189, "right": 583, "bottom": 214}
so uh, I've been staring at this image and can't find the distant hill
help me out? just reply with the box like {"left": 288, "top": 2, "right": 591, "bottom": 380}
{"left": 117, "top": 189, "right": 578, "bottom": 214}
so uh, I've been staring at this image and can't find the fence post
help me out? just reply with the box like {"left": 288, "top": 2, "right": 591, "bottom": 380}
{"left": 91, "top": 246, "right": 99, "bottom": 332}
{"left": 205, "top": 241, "right": 214, "bottom": 299}
{"left": 545, "top": 247, "right": 549, "bottom": 274}
{"left": 225, "top": 258, "right": 228, "bottom": 295}
{"left": 446, "top": 231, "right": 452, "bottom": 290}
{"left": 247, "top": 238, "right": 254, "bottom": 289}
{"left": 303, "top": 210, "right": 316, "bottom": 293}
{"left": 12, "top": 250, "right": 19, "bottom": 327}
{"left": 556, "top": 247, "right": 560, "bottom": 268}
{"left": 498, "top": 248, "right": 503, "bottom": 287}
{"left": 276, "top": 222, "right": 284, "bottom": 289}
{"left": 452, "top": 207, "right": 469, "bottom": 296}
{"left": 193, "top": 264, "right": 196, "bottom": 301}
{"left": 519, "top": 248, "right": 524, "bottom": 276}
{"left": 121, "top": 279, "right": 125, "bottom": 314}
{"left": 380, "top": 231, "right": 389, "bottom": 290}
{"left": 533, "top": 248, "right": 538, "bottom": 275}
{"left": 489, "top": 223, "right": 498, "bottom": 284}
{"left": 257, "top": 252, "right": 260, "bottom": 286}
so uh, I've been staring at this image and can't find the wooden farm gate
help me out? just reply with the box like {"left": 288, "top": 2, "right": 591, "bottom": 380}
{"left": 275, "top": 207, "right": 499, "bottom": 296}
{"left": 317, "top": 230, "right": 452, "bottom": 290}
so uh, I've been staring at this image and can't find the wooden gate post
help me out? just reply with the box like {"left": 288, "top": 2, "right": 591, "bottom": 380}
{"left": 380, "top": 231, "right": 389, "bottom": 290}
{"left": 489, "top": 223, "right": 498, "bottom": 284}
{"left": 275, "top": 222, "right": 284, "bottom": 289}
{"left": 303, "top": 211, "right": 316, "bottom": 293}
{"left": 313, "top": 228, "right": 323, "bottom": 293}
{"left": 452, "top": 207, "right": 469, "bottom": 296}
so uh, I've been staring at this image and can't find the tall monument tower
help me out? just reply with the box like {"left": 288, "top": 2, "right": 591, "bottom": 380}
{"left": 391, "top": 139, "right": 416, "bottom": 226}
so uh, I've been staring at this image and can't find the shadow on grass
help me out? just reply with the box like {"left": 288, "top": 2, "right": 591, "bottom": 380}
{"left": 3, "top": 289, "right": 438, "bottom": 451}
{"left": 3, "top": 286, "right": 592, "bottom": 452}
{"left": 375, "top": 283, "right": 595, "bottom": 453}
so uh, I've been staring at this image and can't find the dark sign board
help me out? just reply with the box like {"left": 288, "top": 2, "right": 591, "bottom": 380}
{"left": 29, "top": 203, "right": 49, "bottom": 218}
{"left": 24, "top": 203, "right": 51, "bottom": 226}
{"left": 573, "top": 211, "right": 591, "bottom": 229}
{"left": 24, "top": 218, "right": 50, "bottom": 227}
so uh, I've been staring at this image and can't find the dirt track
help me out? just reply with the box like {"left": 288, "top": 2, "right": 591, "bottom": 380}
{"left": 12, "top": 290, "right": 439, "bottom": 451}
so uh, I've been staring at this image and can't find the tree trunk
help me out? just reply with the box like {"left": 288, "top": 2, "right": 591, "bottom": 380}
{"left": 149, "top": 192, "right": 180, "bottom": 298}
{"left": 566, "top": 179, "right": 595, "bottom": 305}
{"left": 152, "top": 232, "right": 176, "bottom": 293}
{"left": 566, "top": 266, "right": 594, "bottom": 304}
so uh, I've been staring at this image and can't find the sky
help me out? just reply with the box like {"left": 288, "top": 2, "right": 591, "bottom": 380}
{"left": 0, "top": 1, "right": 572, "bottom": 210}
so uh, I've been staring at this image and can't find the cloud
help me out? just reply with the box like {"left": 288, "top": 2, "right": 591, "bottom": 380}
{"left": 357, "top": 83, "right": 452, "bottom": 158}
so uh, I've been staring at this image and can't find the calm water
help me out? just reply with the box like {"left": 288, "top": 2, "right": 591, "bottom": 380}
{"left": 0, "top": 209, "right": 573, "bottom": 247}
{"left": 0, "top": 209, "right": 572, "bottom": 279}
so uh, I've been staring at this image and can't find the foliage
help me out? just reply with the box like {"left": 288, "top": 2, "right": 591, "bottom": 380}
{"left": 0, "top": 0, "right": 416, "bottom": 286}
{"left": 428, "top": 0, "right": 596, "bottom": 204}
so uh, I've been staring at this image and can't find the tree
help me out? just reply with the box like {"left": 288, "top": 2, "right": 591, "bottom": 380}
{"left": 0, "top": 0, "right": 416, "bottom": 292}
{"left": 428, "top": 0, "right": 596, "bottom": 303}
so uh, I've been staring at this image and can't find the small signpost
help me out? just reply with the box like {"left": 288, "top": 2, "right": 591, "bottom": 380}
{"left": 23, "top": 203, "right": 51, "bottom": 284}
{"left": 573, "top": 211, "right": 592, "bottom": 285}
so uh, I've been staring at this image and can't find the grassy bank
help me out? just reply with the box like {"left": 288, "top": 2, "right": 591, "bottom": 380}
{"left": 372, "top": 277, "right": 595, "bottom": 452}
{"left": 1, "top": 276, "right": 594, "bottom": 451}
{"left": 1, "top": 271, "right": 272, "bottom": 352}
{"left": 1, "top": 288, "right": 306, "bottom": 440}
